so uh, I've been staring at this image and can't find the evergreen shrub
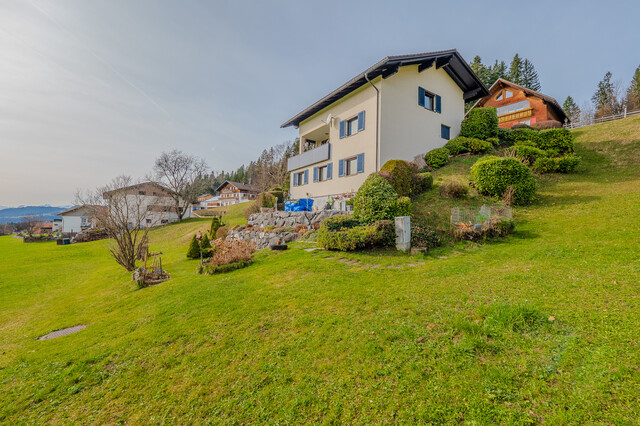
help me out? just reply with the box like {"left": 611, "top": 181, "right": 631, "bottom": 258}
{"left": 470, "top": 156, "right": 537, "bottom": 204}
{"left": 460, "top": 107, "right": 499, "bottom": 140}
{"left": 380, "top": 160, "right": 414, "bottom": 197}
{"left": 353, "top": 174, "right": 400, "bottom": 223}
{"left": 424, "top": 147, "right": 450, "bottom": 169}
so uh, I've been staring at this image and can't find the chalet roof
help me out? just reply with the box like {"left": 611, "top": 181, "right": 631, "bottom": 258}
{"left": 102, "top": 181, "right": 175, "bottom": 198}
{"left": 469, "top": 78, "right": 569, "bottom": 122}
{"left": 281, "top": 49, "right": 489, "bottom": 128}
{"left": 216, "top": 181, "right": 260, "bottom": 193}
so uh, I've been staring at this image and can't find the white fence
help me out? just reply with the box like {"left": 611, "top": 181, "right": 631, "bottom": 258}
{"left": 564, "top": 107, "right": 640, "bottom": 129}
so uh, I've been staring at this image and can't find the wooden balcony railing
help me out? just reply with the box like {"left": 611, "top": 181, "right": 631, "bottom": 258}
{"left": 498, "top": 108, "right": 533, "bottom": 123}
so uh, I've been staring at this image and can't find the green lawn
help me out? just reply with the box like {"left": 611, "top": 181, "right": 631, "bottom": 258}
{"left": 1, "top": 117, "right": 640, "bottom": 423}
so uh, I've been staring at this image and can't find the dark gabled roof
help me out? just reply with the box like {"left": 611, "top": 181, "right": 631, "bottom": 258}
{"left": 281, "top": 49, "right": 489, "bottom": 128}
{"left": 469, "top": 78, "right": 569, "bottom": 122}
{"left": 216, "top": 181, "right": 260, "bottom": 193}
{"left": 102, "top": 181, "right": 175, "bottom": 198}
{"left": 57, "top": 205, "right": 107, "bottom": 216}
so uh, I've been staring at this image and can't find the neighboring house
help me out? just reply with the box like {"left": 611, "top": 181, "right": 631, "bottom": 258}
{"left": 57, "top": 205, "right": 105, "bottom": 234}
{"left": 469, "top": 78, "right": 569, "bottom": 128}
{"left": 103, "top": 181, "right": 191, "bottom": 228}
{"left": 193, "top": 195, "right": 222, "bottom": 211}
{"left": 281, "top": 49, "right": 488, "bottom": 207}
{"left": 215, "top": 181, "right": 259, "bottom": 206}
{"left": 52, "top": 218, "right": 62, "bottom": 233}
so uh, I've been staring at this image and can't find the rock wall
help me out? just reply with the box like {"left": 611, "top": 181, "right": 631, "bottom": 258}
{"left": 248, "top": 210, "right": 350, "bottom": 228}
{"left": 227, "top": 228, "right": 300, "bottom": 250}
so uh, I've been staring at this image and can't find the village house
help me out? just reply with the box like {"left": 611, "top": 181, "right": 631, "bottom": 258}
{"left": 103, "top": 181, "right": 191, "bottom": 227}
{"left": 281, "top": 49, "right": 488, "bottom": 207}
{"left": 469, "top": 78, "right": 569, "bottom": 128}
{"left": 215, "top": 181, "right": 259, "bottom": 207}
{"left": 56, "top": 205, "right": 106, "bottom": 235}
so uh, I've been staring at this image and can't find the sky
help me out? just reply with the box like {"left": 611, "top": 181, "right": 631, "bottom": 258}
{"left": 0, "top": 0, "right": 638, "bottom": 206}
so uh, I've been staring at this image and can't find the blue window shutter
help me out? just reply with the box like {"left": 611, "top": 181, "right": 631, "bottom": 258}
{"left": 357, "top": 153, "right": 364, "bottom": 173}
{"left": 292, "top": 173, "right": 297, "bottom": 187}
{"left": 441, "top": 125, "right": 450, "bottom": 140}
{"left": 435, "top": 95, "right": 442, "bottom": 113}
{"left": 357, "top": 111, "right": 365, "bottom": 131}
{"left": 313, "top": 167, "right": 318, "bottom": 182}
{"left": 338, "top": 159, "right": 345, "bottom": 177}
{"left": 418, "top": 87, "right": 425, "bottom": 107}
{"left": 339, "top": 120, "right": 346, "bottom": 138}
{"left": 304, "top": 170, "right": 308, "bottom": 185}
{"left": 327, "top": 163, "right": 333, "bottom": 180}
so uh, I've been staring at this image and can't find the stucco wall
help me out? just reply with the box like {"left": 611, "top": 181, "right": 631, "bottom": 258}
{"left": 379, "top": 65, "right": 464, "bottom": 164}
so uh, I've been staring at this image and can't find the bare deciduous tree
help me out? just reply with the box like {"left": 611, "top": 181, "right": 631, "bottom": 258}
{"left": 153, "top": 150, "right": 208, "bottom": 221}
{"left": 77, "top": 176, "right": 159, "bottom": 272}
{"left": 21, "top": 215, "right": 41, "bottom": 235}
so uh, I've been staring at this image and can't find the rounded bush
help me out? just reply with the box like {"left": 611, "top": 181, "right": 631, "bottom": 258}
{"left": 532, "top": 157, "right": 558, "bottom": 174}
{"left": 512, "top": 144, "right": 548, "bottom": 166}
{"left": 487, "top": 137, "right": 499, "bottom": 147}
{"left": 393, "top": 196, "right": 412, "bottom": 217}
{"left": 466, "top": 138, "right": 493, "bottom": 154}
{"left": 424, "top": 147, "right": 450, "bottom": 169}
{"left": 537, "top": 129, "right": 574, "bottom": 154}
{"left": 460, "top": 107, "right": 499, "bottom": 140}
{"left": 415, "top": 172, "right": 433, "bottom": 192}
{"left": 380, "top": 159, "right": 414, "bottom": 197}
{"left": 443, "top": 137, "right": 469, "bottom": 156}
{"left": 470, "top": 156, "right": 537, "bottom": 205}
{"left": 353, "top": 174, "right": 399, "bottom": 223}
{"left": 511, "top": 128, "right": 541, "bottom": 146}
{"left": 497, "top": 128, "right": 515, "bottom": 147}
{"left": 555, "top": 155, "right": 581, "bottom": 173}
{"left": 531, "top": 120, "right": 562, "bottom": 130}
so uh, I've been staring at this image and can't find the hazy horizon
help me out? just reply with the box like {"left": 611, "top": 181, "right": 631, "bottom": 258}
{"left": 1, "top": 0, "right": 638, "bottom": 206}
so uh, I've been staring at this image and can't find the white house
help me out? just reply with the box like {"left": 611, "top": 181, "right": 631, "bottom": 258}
{"left": 281, "top": 49, "right": 488, "bottom": 207}
{"left": 56, "top": 205, "right": 105, "bottom": 234}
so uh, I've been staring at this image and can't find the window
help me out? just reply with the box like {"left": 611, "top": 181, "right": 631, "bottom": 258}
{"left": 146, "top": 219, "right": 152, "bottom": 224}
{"left": 347, "top": 117, "right": 358, "bottom": 136}
{"left": 423, "top": 92, "right": 434, "bottom": 110}
{"left": 418, "top": 87, "right": 440, "bottom": 112}
{"left": 505, "top": 90, "right": 513, "bottom": 98}
{"left": 496, "top": 92, "right": 503, "bottom": 101}
{"left": 161, "top": 219, "right": 169, "bottom": 224}
{"left": 345, "top": 157, "right": 358, "bottom": 176}
{"left": 497, "top": 100, "right": 530, "bottom": 116}
{"left": 318, "top": 165, "right": 326, "bottom": 181}
{"left": 441, "top": 124, "right": 450, "bottom": 140}
{"left": 138, "top": 190, "right": 146, "bottom": 195}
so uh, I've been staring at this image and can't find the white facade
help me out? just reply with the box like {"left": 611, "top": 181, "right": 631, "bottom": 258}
{"left": 57, "top": 206, "right": 98, "bottom": 234}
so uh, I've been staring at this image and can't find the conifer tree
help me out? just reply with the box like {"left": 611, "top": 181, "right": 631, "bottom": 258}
{"left": 626, "top": 65, "right": 640, "bottom": 110}
{"left": 563, "top": 96, "right": 581, "bottom": 122}
{"left": 210, "top": 216, "right": 223, "bottom": 239}
{"left": 489, "top": 60, "right": 507, "bottom": 86}
{"left": 469, "top": 56, "right": 490, "bottom": 87}
{"left": 186, "top": 235, "right": 201, "bottom": 259}
{"left": 200, "top": 233, "right": 213, "bottom": 258}
{"left": 520, "top": 59, "right": 541, "bottom": 91}
{"left": 507, "top": 54, "right": 523, "bottom": 85}
{"left": 592, "top": 71, "right": 617, "bottom": 117}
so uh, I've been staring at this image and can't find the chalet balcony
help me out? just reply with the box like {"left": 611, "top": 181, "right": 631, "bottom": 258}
{"left": 498, "top": 108, "right": 533, "bottom": 123}
{"left": 287, "top": 142, "right": 331, "bottom": 172}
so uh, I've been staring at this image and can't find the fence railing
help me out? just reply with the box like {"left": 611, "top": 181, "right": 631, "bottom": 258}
{"left": 564, "top": 107, "right": 640, "bottom": 129}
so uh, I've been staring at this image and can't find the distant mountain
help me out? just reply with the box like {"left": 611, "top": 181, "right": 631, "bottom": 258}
{"left": 0, "top": 206, "right": 71, "bottom": 224}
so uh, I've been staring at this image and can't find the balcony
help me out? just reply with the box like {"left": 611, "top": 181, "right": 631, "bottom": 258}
{"left": 287, "top": 142, "right": 331, "bottom": 171}
{"left": 498, "top": 108, "right": 533, "bottom": 123}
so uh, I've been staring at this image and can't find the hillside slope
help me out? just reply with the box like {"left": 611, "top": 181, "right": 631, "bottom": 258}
{"left": 1, "top": 117, "right": 639, "bottom": 423}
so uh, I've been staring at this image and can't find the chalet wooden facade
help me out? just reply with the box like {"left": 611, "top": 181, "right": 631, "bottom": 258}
{"left": 470, "top": 79, "right": 568, "bottom": 129}
{"left": 215, "top": 181, "right": 259, "bottom": 206}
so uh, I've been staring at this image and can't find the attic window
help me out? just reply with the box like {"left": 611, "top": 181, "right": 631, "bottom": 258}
{"left": 138, "top": 190, "right": 146, "bottom": 195}
{"left": 506, "top": 90, "right": 513, "bottom": 98}
{"left": 496, "top": 92, "right": 503, "bottom": 101}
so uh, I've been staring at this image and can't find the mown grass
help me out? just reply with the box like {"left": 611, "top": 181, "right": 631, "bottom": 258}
{"left": 1, "top": 117, "right": 640, "bottom": 423}
{"left": 198, "top": 202, "right": 251, "bottom": 228}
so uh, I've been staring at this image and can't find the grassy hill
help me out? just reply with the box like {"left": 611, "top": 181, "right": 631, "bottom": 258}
{"left": 1, "top": 117, "right": 640, "bottom": 423}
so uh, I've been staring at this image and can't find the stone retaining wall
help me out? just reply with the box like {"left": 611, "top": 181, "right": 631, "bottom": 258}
{"left": 248, "top": 210, "right": 350, "bottom": 228}
{"left": 227, "top": 228, "right": 300, "bottom": 250}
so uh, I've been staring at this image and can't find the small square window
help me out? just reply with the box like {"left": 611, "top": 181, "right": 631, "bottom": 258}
{"left": 424, "top": 93, "right": 434, "bottom": 110}
{"left": 505, "top": 90, "right": 513, "bottom": 98}
{"left": 345, "top": 157, "right": 358, "bottom": 176}
{"left": 138, "top": 190, "right": 146, "bottom": 195}
{"left": 318, "top": 165, "right": 327, "bottom": 182}
{"left": 296, "top": 172, "right": 304, "bottom": 186}
{"left": 441, "top": 125, "right": 451, "bottom": 140}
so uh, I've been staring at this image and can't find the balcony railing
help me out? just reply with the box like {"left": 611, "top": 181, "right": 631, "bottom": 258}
{"left": 287, "top": 143, "right": 331, "bottom": 171}
{"left": 498, "top": 108, "right": 533, "bottom": 123}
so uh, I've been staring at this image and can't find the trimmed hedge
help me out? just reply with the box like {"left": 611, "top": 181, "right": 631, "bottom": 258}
{"left": 533, "top": 155, "right": 581, "bottom": 174}
{"left": 537, "top": 129, "right": 574, "bottom": 154}
{"left": 461, "top": 107, "right": 499, "bottom": 140}
{"left": 353, "top": 174, "right": 399, "bottom": 223}
{"left": 416, "top": 172, "right": 433, "bottom": 192}
{"left": 532, "top": 157, "right": 558, "bottom": 174}
{"left": 410, "top": 225, "right": 441, "bottom": 250}
{"left": 424, "top": 147, "right": 450, "bottom": 169}
{"left": 512, "top": 144, "right": 548, "bottom": 166}
{"left": 466, "top": 138, "right": 493, "bottom": 154}
{"left": 200, "top": 259, "right": 253, "bottom": 274}
{"left": 317, "top": 217, "right": 394, "bottom": 251}
{"left": 443, "top": 138, "right": 469, "bottom": 156}
{"left": 470, "top": 156, "right": 537, "bottom": 205}
{"left": 555, "top": 155, "right": 581, "bottom": 173}
{"left": 394, "top": 196, "right": 412, "bottom": 217}
{"left": 497, "top": 128, "right": 515, "bottom": 146}
{"left": 380, "top": 160, "right": 414, "bottom": 197}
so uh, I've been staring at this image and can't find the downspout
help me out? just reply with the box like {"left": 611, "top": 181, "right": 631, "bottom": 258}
{"left": 364, "top": 72, "right": 380, "bottom": 171}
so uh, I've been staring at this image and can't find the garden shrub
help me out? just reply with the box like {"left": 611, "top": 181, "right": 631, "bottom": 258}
{"left": 512, "top": 144, "right": 548, "bottom": 166}
{"left": 497, "top": 128, "right": 515, "bottom": 146}
{"left": 424, "top": 147, "right": 450, "bottom": 169}
{"left": 453, "top": 218, "right": 515, "bottom": 242}
{"left": 216, "top": 225, "right": 228, "bottom": 240}
{"left": 511, "top": 123, "right": 535, "bottom": 130}
{"left": 443, "top": 137, "right": 469, "bottom": 156}
{"left": 317, "top": 219, "right": 394, "bottom": 251}
{"left": 439, "top": 181, "right": 468, "bottom": 199}
{"left": 466, "top": 138, "right": 493, "bottom": 154}
{"left": 380, "top": 160, "right": 414, "bottom": 197}
{"left": 210, "top": 216, "right": 224, "bottom": 239}
{"left": 353, "top": 174, "right": 400, "bottom": 223}
{"left": 532, "top": 157, "right": 558, "bottom": 174}
{"left": 410, "top": 224, "right": 441, "bottom": 250}
{"left": 414, "top": 172, "right": 433, "bottom": 193}
{"left": 555, "top": 155, "right": 581, "bottom": 173}
{"left": 200, "top": 259, "right": 253, "bottom": 275}
{"left": 531, "top": 120, "right": 562, "bottom": 130}
{"left": 511, "top": 128, "right": 541, "bottom": 146}
{"left": 205, "top": 239, "right": 255, "bottom": 267}
{"left": 186, "top": 235, "right": 200, "bottom": 259}
{"left": 470, "top": 156, "right": 537, "bottom": 205}
{"left": 537, "top": 129, "right": 574, "bottom": 154}
{"left": 487, "top": 137, "right": 499, "bottom": 147}
{"left": 393, "top": 196, "right": 412, "bottom": 217}
{"left": 200, "top": 234, "right": 213, "bottom": 258}
{"left": 322, "top": 214, "right": 361, "bottom": 231}
{"left": 460, "top": 107, "right": 498, "bottom": 140}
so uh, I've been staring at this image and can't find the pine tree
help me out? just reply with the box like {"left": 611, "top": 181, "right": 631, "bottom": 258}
{"left": 186, "top": 235, "right": 201, "bottom": 259}
{"left": 520, "top": 59, "right": 541, "bottom": 91}
{"left": 210, "top": 216, "right": 223, "bottom": 239}
{"left": 563, "top": 96, "right": 581, "bottom": 122}
{"left": 489, "top": 60, "right": 507, "bottom": 87}
{"left": 469, "top": 56, "right": 491, "bottom": 88}
{"left": 200, "top": 233, "right": 213, "bottom": 258}
{"left": 592, "top": 71, "right": 617, "bottom": 117}
{"left": 626, "top": 65, "right": 640, "bottom": 110}
{"left": 507, "top": 54, "right": 523, "bottom": 85}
